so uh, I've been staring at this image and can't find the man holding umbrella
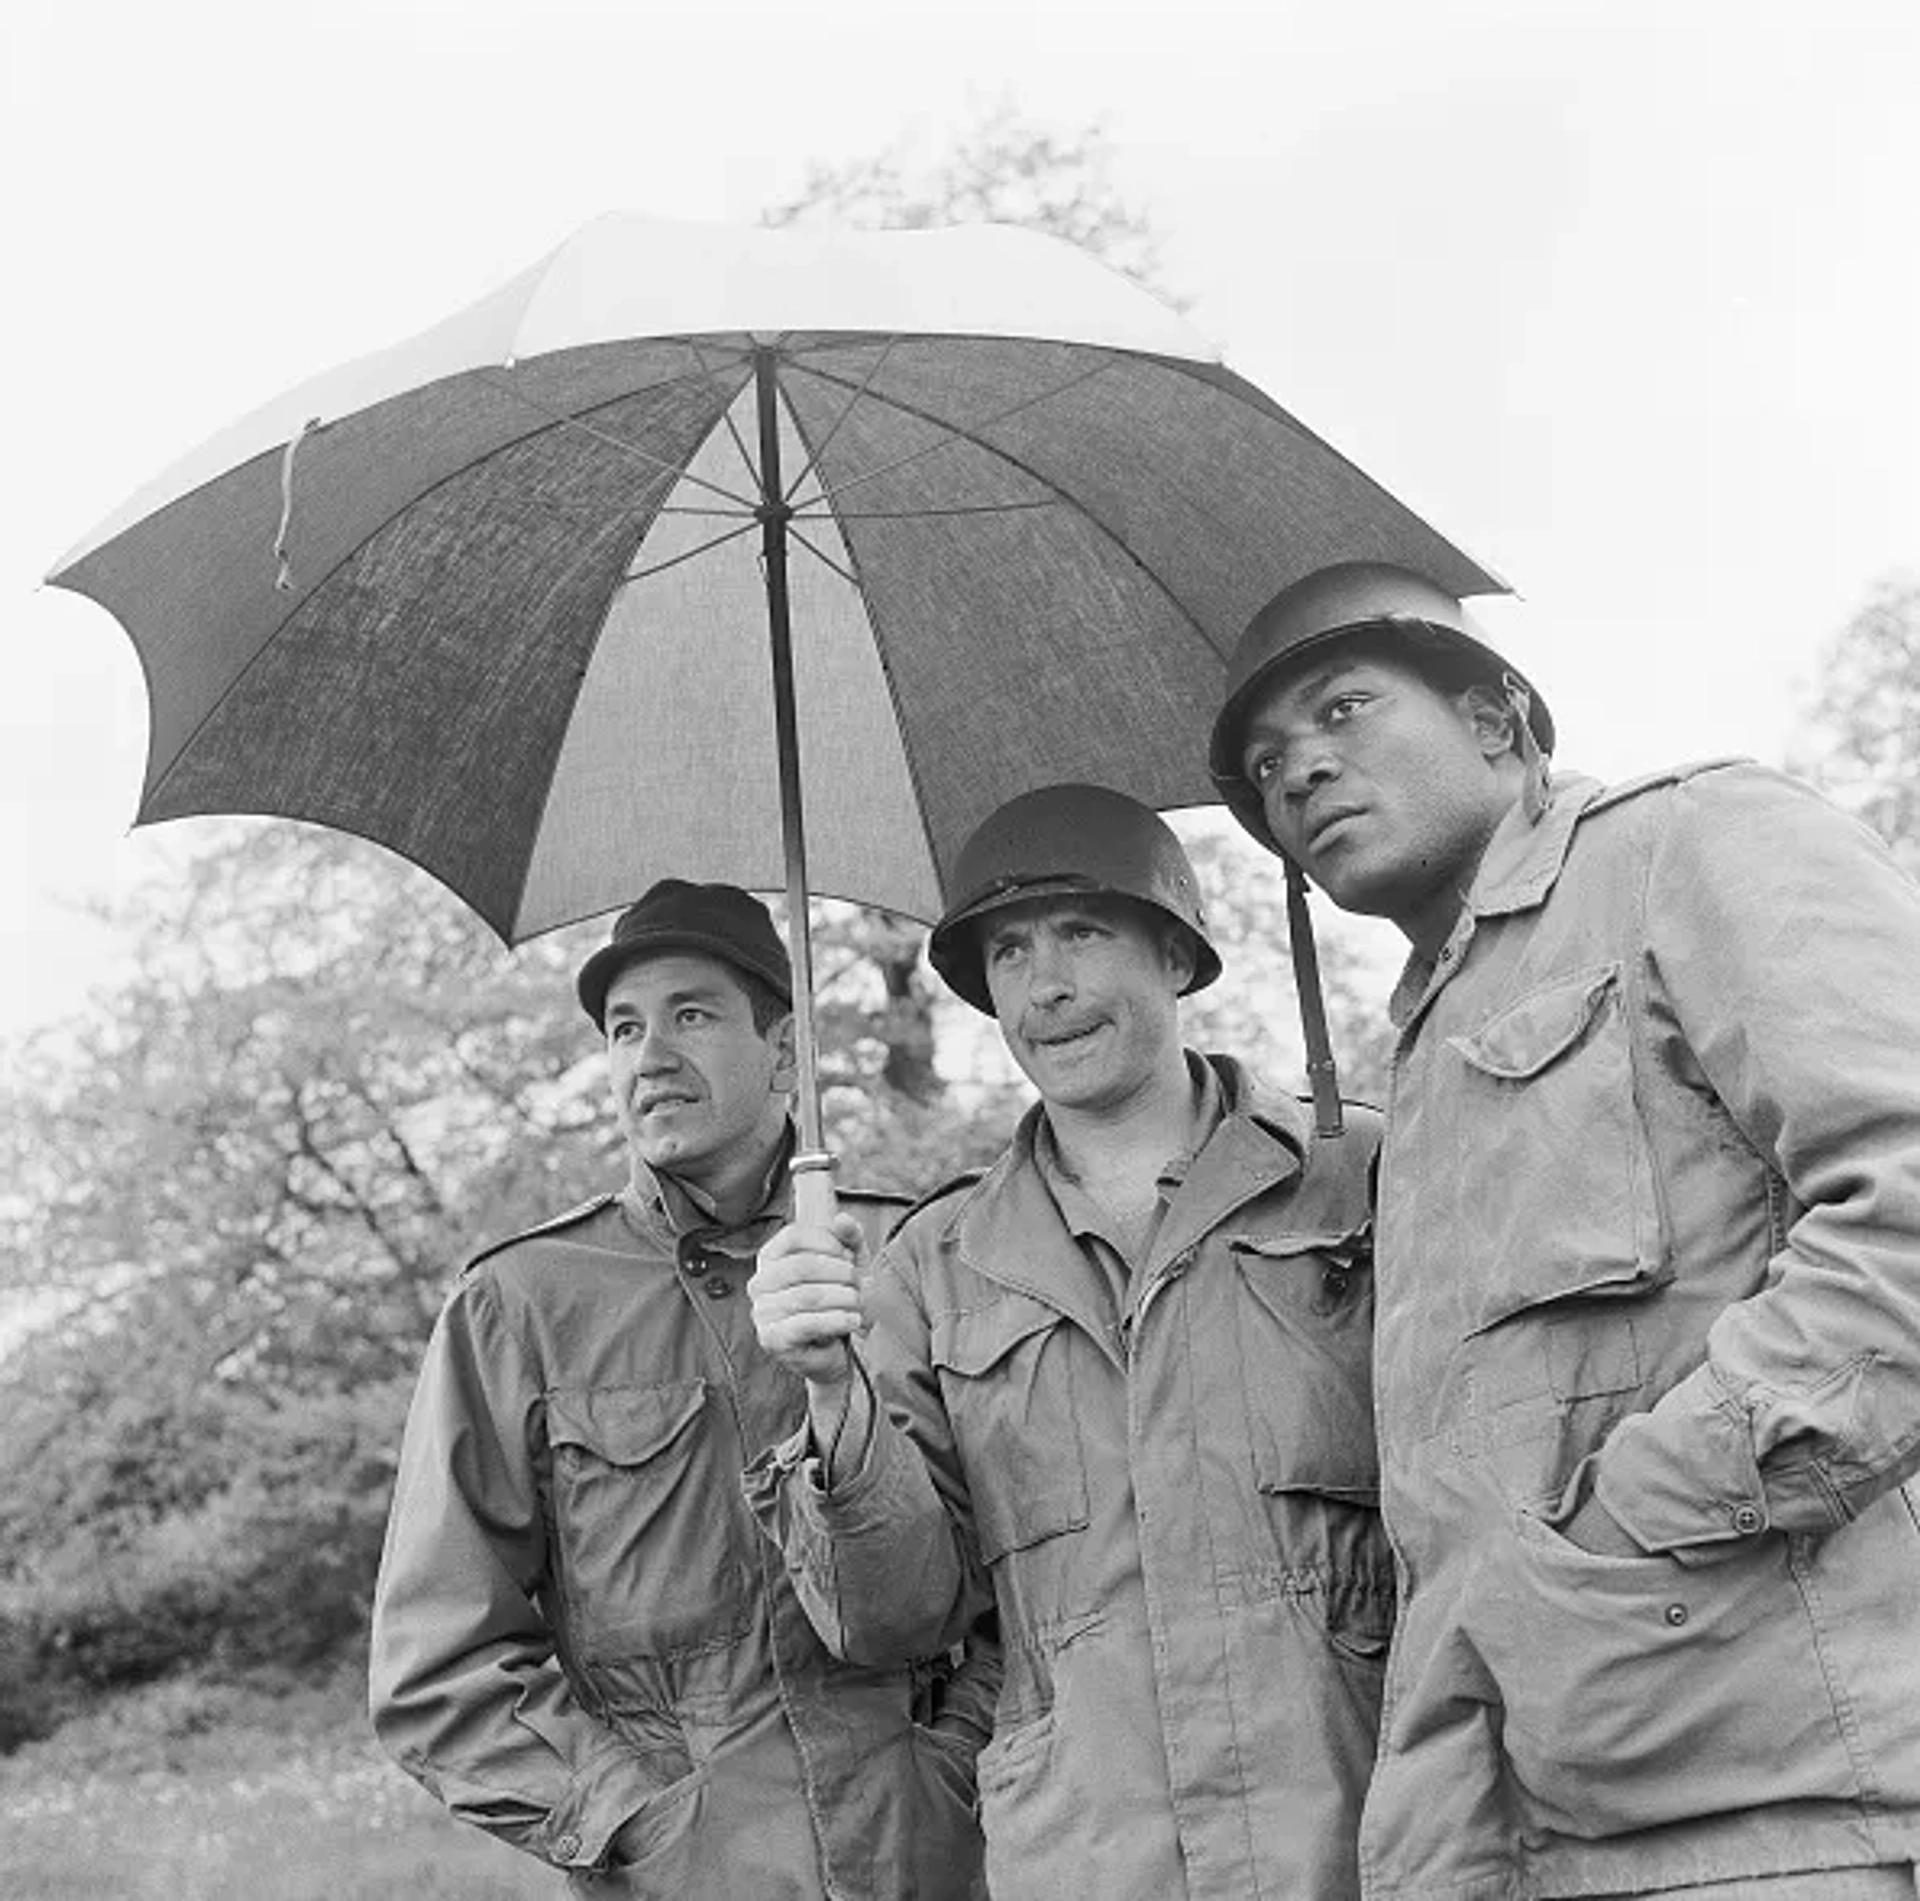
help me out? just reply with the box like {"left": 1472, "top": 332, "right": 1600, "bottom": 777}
{"left": 369, "top": 879, "right": 990, "bottom": 1899}
{"left": 1208, "top": 562, "right": 1920, "bottom": 1900}
{"left": 748, "top": 784, "right": 1391, "bottom": 1901}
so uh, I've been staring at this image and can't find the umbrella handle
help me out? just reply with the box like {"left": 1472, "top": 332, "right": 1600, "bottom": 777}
{"left": 790, "top": 1150, "right": 840, "bottom": 1230}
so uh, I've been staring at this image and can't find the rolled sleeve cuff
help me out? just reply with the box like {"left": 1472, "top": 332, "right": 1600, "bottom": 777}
{"left": 1593, "top": 1364, "right": 1775, "bottom": 1556}
{"left": 539, "top": 1742, "right": 657, "bottom": 1870}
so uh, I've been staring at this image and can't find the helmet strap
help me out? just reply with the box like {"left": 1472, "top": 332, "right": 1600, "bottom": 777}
{"left": 1284, "top": 860, "right": 1345, "bottom": 1139}
{"left": 1503, "top": 672, "right": 1553, "bottom": 825}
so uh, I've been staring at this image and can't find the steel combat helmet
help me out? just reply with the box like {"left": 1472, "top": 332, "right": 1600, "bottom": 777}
{"left": 928, "top": 783, "right": 1221, "bottom": 1015}
{"left": 1208, "top": 561, "right": 1555, "bottom": 851}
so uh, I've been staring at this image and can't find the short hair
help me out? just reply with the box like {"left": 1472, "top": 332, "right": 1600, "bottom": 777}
{"left": 606, "top": 953, "right": 791, "bottom": 1036}
{"left": 734, "top": 965, "right": 792, "bottom": 1036}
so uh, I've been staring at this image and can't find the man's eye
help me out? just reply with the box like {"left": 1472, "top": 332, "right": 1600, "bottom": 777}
{"left": 609, "top": 1020, "right": 640, "bottom": 1043}
{"left": 1246, "top": 750, "right": 1282, "bottom": 785}
{"left": 1324, "top": 693, "right": 1367, "bottom": 724}
{"left": 675, "top": 1007, "right": 713, "bottom": 1028}
{"left": 987, "top": 940, "right": 1023, "bottom": 966}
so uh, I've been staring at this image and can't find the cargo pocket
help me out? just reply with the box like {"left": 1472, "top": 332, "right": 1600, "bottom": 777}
{"left": 1448, "top": 963, "right": 1670, "bottom": 1341}
{"left": 977, "top": 1712, "right": 1067, "bottom": 1897}
{"left": 546, "top": 1381, "right": 752, "bottom": 1658}
{"left": 1231, "top": 1233, "right": 1394, "bottom": 1660}
{"left": 1471, "top": 1508, "right": 1859, "bottom": 1836}
{"left": 931, "top": 1295, "right": 1092, "bottom": 1642}
{"left": 930, "top": 1296, "right": 1089, "bottom": 1564}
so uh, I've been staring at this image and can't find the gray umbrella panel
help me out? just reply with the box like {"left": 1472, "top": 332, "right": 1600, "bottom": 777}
{"left": 57, "top": 332, "right": 1498, "bottom": 938}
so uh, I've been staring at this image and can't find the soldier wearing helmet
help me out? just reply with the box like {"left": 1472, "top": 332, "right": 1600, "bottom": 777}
{"left": 1213, "top": 562, "right": 1920, "bottom": 1901}
{"left": 746, "top": 783, "right": 1389, "bottom": 1901}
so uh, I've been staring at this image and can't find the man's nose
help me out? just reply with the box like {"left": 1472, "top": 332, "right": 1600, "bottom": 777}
{"left": 1027, "top": 936, "right": 1075, "bottom": 1001}
{"left": 1278, "top": 741, "right": 1339, "bottom": 800}
{"left": 635, "top": 1024, "right": 682, "bottom": 1071}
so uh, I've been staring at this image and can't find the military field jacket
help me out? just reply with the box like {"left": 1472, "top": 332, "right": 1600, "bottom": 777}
{"left": 1363, "top": 763, "right": 1920, "bottom": 1900}
{"left": 748, "top": 1058, "right": 1392, "bottom": 1901}
{"left": 369, "top": 1167, "right": 989, "bottom": 1900}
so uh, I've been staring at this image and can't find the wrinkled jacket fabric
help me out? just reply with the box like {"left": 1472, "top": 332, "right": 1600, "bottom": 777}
{"left": 369, "top": 1168, "right": 990, "bottom": 1899}
{"left": 1364, "top": 763, "right": 1920, "bottom": 1900}
{"left": 749, "top": 1058, "right": 1392, "bottom": 1901}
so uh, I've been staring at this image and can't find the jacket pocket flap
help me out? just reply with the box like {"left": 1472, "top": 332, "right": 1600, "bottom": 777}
{"left": 931, "top": 1295, "right": 1061, "bottom": 1380}
{"left": 1226, "top": 1231, "right": 1358, "bottom": 1262}
{"left": 547, "top": 1381, "right": 707, "bottom": 1465}
{"left": 1449, "top": 964, "right": 1621, "bottom": 1079}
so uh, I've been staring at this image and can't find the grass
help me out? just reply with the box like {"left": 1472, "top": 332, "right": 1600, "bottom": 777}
{"left": 0, "top": 1673, "right": 558, "bottom": 1900}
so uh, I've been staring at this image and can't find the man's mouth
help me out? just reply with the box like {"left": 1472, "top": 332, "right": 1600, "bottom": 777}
{"left": 637, "top": 1090, "right": 699, "bottom": 1115}
{"left": 1026, "top": 1018, "right": 1107, "bottom": 1052}
{"left": 1307, "top": 805, "right": 1366, "bottom": 851}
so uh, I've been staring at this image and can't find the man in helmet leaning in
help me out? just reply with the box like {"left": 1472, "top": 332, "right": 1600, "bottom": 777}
{"left": 745, "top": 784, "right": 1391, "bottom": 1901}
{"left": 1211, "top": 563, "right": 1920, "bottom": 1901}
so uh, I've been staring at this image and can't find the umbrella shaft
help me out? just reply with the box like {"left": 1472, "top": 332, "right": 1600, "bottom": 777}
{"left": 754, "top": 348, "right": 832, "bottom": 1173}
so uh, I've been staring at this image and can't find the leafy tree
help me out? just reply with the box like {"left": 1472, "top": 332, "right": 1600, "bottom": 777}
{"left": 1788, "top": 570, "right": 1919, "bottom": 870}
{"left": 763, "top": 103, "right": 1173, "bottom": 300}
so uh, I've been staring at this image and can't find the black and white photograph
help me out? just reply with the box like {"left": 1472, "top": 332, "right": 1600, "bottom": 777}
{"left": 3, "top": 3, "right": 1916, "bottom": 1897}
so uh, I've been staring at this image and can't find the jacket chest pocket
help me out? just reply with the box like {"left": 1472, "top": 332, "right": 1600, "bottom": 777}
{"left": 545, "top": 1380, "right": 753, "bottom": 1659}
{"left": 1230, "top": 1234, "right": 1394, "bottom": 1656}
{"left": 1444, "top": 963, "right": 1669, "bottom": 1363}
{"left": 930, "top": 1295, "right": 1089, "bottom": 1574}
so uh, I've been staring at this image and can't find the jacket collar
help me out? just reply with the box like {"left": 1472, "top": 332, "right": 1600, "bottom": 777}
{"left": 953, "top": 1053, "right": 1309, "bottom": 1325}
{"left": 1389, "top": 771, "right": 1605, "bottom": 1025}
{"left": 1464, "top": 769, "right": 1606, "bottom": 919}
{"left": 620, "top": 1122, "right": 796, "bottom": 1249}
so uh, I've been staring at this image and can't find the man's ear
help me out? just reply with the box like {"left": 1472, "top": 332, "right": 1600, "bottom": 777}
{"left": 1163, "top": 925, "right": 1197, "bottom": 993}
{"left": 1460, "top": 684, "right": 1518, "bottom": 760}
{"left": 769, "top": 1013, "right": 799, "bottom": 1093}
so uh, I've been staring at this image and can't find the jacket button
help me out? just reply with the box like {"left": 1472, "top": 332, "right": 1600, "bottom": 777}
{"left": 1730, "top": 1503, "right": 1764, "bottom": 1535}
{"left": 1663, "top": 1603, "right": 1688, "bottom": 1628}
{"left": 704, "top": 1272, "right": 733, "bottom": 1299}
{"left": 553, "top": 1832, "right": 580, "bottom": 1860}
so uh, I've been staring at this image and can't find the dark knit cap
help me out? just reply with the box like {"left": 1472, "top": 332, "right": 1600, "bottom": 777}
{"left": 576, "top": 880, "right": 792, "bottom": 1030}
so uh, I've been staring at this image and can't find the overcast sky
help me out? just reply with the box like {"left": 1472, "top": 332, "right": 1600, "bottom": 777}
{"left": 3, "top": 0, "right": 1914, "bottom": 1044}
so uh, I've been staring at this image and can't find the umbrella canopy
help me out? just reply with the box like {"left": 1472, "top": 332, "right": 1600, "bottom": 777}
{"left": 51, "top": 214, "right": 1499, "bottom": 932}
{"left": 49, "top": 214, "right": 1502, "bottom": 1179}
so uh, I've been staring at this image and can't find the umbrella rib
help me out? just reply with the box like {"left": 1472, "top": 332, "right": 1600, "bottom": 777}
{"left": 780, "top": 336, "right": 902, "bottom": 506}
{"left": 795, "top": 499, "right": 1064, "bottom": 521}
{"left": 785, "top": 525, "right": 860, "bottom": 589}
{"left": 788, "top": 353, "right": 1122, "bottom": 507}
{"left": 796, "top": 354, "right": 1231, "bottom": 677}
{"left": 684, "top": 338, "right": 764, "bottom": 493}
{"left": 474, "top": 369, "right": 759, "bottom": 511}
{"left": 621, "top": 518, "right": 760, "bottom": 586}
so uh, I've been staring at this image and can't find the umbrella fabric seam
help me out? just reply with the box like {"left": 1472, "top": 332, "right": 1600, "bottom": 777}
{"left": 144, "top": 365, "right": 749, "bottom": 813}
{"left": 790, "top": 352, "right": 1122, "bottom": 511}
{"left": 1155, "top": 356, "right": 1511, "bottom": 597}
{"left": 779, "top": 335, "right": 903, "bottom": 506}
{"left": 475, "top": 361, "right": 759, "bottom": 512}
{"left": 775, "top": 375, "right": 950, "bottom": 909}
{"left": 790, "top": 354, "right": 1226, "bottom": 676}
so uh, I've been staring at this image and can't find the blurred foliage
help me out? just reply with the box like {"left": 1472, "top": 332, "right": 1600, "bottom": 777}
{"left": 1788, "top": 570, "right": 1919, "bottom": 871}
{"left": 763, "top": 102, "right": 1175, "bottom": 302}
{"left": 0, "top": 803, "right": 1357, "bottom": 1741}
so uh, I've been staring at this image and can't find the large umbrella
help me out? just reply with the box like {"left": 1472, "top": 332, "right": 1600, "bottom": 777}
{"left": 49, "top": 213, "right": 1501, "bottom": 1213}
